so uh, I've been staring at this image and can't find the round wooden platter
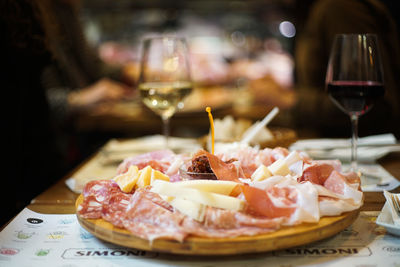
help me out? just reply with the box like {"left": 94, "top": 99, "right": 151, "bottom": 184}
{"left": 75, "top": 194, "right": 360, "bottom": 255}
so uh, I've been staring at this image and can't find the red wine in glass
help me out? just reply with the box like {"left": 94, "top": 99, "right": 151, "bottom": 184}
{"left": 327, "top": 81, "right": 385, "bottom": 116}
{"left": 325, "top": 34, "right": 384, "bottom": 172}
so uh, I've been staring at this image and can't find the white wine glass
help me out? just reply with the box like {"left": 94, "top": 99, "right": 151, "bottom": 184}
{"left": 325, "top": 34, "right": 384, "bottom": 171}
{"left": 138, "top": 36, "right": 192, "bottom": 148}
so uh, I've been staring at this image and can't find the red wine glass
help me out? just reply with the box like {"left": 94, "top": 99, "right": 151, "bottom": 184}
{"left": 325, "top": 34, "right": 384, "bottom": 171}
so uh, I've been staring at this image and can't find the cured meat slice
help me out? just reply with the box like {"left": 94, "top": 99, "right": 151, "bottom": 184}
{"left": 117, "top": 150, "right": 176, "bottom": 174}
{"left": 79, "top": 180, "right": 123, "bottom": 220}
{"left": 182, "top": 207, "right": 283, "bottom": 238}
{"left": 270, "top": 147, "right": 290, "bottom": 160}
{"left": 323, "top": 170, "right": 362, "bottom": 203}
{"left": 102, "top": 192, "right": 131, "bottom": 228}
{"left": 298, "top": 160, "right": 341, "bottom": 185}
{"left": 123, "top": 189, "right": 186, "bottom": 242}
{"left": 196, "top": 150, "right": 244, "bottom": 181}
{"left": 248, "top": 176, "right": 320, "bottom": 224}
{"left": 77, "top": 195, "right": 103, "bottom": 219}
{"left": 319, "top": 196, "right": 362, "bottom": 216}
{"left": 241, "top": 184, "right": 296, "bottom": 219}
{"left": 82, "top": 179, "right": 121, "bottom": 203}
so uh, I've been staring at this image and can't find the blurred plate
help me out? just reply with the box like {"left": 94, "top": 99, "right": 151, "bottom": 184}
{"left": 177, "top": 86, "right": 233, "bottom": 116}
{"left": 376, "top": 202, "right": 400, "bottom": 236}
{"left": 200, "top": 127, "right": 297, "bottom": 149}
{"left": 289, "top": 134, "right": 398, "bottom": 162}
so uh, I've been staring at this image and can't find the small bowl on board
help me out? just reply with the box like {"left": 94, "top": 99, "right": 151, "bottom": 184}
{"left": 179, "top": 166, "right": 217, "bottom": 180}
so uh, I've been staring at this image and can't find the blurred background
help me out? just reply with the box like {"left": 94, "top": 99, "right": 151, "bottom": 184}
{"left": 2, "top": 0, "right": 399, "bottom": 225}
{"left": 76, "top": 0, "right": 300, "bottom": 136}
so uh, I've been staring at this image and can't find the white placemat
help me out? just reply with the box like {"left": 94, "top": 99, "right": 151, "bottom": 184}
{"left": 0, "top": 208, "right": 399, "bottom": 267}
{"left": 354, "top": 163, "right": 400, "bottom": 192}
{"left": 290, "top": 134, "right": 398, "bottom": 162}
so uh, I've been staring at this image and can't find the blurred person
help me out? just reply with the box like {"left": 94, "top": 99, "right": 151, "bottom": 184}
{"left": 1, "top": 0, "right": 132, "bottom": 225}
{"left": 293, "top": 0, "right": 400, "bottom": 138}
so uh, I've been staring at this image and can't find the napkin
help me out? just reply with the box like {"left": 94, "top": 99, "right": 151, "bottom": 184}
{"left": 383, "top": 191, "right": 400, "bottom": 226}
{"left": 290, "top": 133, "right": 398, "bottom": 162}
{"left": 100, "top": 135, "right": 202, "bottom": 164}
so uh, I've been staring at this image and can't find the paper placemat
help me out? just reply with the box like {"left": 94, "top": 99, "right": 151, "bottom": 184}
{"left": 0, "top": 208, "right": 399, "bottom": 267}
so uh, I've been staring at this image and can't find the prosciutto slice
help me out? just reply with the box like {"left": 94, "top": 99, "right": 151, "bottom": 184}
{"left": 123, "top": 189, "right": 187, "bottom": 242}
{"left": 246, "top": 176, "right": 320, "bottom": 225}
{"left": 117, "top": 150, "right": 177, "bottom": 174}
{"left": 182, "top": 207, "right": 283, "bottom": 238}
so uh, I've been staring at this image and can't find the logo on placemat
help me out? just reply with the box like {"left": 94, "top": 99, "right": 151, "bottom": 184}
{"left": 61, "top": 248, "right": 159, "bottom": 259}
{"left": 15, "top": 230, "right": 35, "bottom": 240}
{"left": 273, "top": 246, "right": 372, "bottom": 257}
{"left": 27, "top": 218, "right": 43, "bottom": 224}
{"left": 47, "top": 231, "right": 67, "bottom": 240}
{"left": 35, "top": 249, "right": 50, "bottom": 257}
{"left": 0, "top": 248, "right": 20, "bottom": 256}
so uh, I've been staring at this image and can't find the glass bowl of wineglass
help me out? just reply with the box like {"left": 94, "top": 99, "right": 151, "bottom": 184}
{"left": 138, "top": 36, "right": 193, "bottom": 148}
{"left": 325, "top": 33, "right": 384, "bottom": 171}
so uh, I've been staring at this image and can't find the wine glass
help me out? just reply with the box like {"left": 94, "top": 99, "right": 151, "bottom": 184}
{"left": 325, "top": 34, "right": 384, "bottom": 171}
{"left": 138, "top": 36, "right": 192, "bottom": 148}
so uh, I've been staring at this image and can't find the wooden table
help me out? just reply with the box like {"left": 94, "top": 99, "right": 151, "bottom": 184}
{"left": 26, "top": 151, "right": 400, "bottom": 215}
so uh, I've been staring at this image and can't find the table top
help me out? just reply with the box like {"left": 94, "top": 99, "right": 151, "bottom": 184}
{"left": 27, "top": 149, "right": 400, "bottom": 216}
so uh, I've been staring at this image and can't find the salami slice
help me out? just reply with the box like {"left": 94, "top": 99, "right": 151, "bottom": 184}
{"left": 82, "top": 179, "right": 121, "bottom": 203}
{"left": 102, "top": 192, "right": 132, "bottom": 228}
{"left": 77, "top": 195, "right": 103, "bottom": 219}
{"left": 122, "top": 189, "right": 186, "bottom": 242}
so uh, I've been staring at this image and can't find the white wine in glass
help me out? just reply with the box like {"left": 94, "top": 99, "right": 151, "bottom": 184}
{"left": 138, "top": 37, "right": 192, "bottom": 148}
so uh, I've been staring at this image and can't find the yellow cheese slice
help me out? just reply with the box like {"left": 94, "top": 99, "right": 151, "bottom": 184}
{"left": 113, "top": 165, "right": 139, "bottom": 193}
{"left": 150, "top": 169, "right": 170, "bottom": 185}
{"left": 150, "top": 180, "right": 244, "bottom": 211}
{"left": 136, "top": 166, "right": 153, "bottom": 188}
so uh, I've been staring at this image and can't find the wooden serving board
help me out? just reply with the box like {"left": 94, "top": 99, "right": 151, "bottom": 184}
{"left": 75, "top": 194, "right": 360, "bottom": 255}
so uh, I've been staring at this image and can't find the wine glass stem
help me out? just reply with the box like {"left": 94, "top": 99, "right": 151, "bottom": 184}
{"left": 161, "top": 115, "right": 171, "bottom": 149}
{"left": 350, "top": 114, "right": 359, "bottom": 172}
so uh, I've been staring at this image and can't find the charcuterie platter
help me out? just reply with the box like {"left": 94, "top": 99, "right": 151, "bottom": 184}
{"left": 75, "top": 108, "right": 364, "bottom": 256}
{"left": 76, "top": 194, "right": 359, "bottom": 255}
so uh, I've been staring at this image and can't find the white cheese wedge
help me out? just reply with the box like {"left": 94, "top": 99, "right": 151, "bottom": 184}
{"left": 251, "top": 164, "right": 272, "bottom": 182}
{"left": 268, "top": 158, "right": 290, "bottom": 176}
{"left": 173, "top": 180, "right": 239, "bottom": 195}
{"left": 169, "top": 197, "right": 206, "bottom": 222}
{"left": 113, "top": 165, "right": 139, "bottom": 193}
{"left": 150, "top": 180, "right": 244, "bottom": 211}
{"left": 284, "top": 151, "right": 302, "bottom": 166}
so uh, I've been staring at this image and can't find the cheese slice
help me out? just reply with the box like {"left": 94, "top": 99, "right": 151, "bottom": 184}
{"left": 251, "top": 164, "right": 272, "bottom": 181}
{"left": 169, "top": 197, "right": 206, "bottom": 222}
{"left": 173, "top": 180, "right": 239, "bottom": 195}
{"left": 150, "top": 169, "right": 170, "bottom": 185}
{"left": 113, "top": 165, "right": 139, "bottom": 193}
{"left": 136, "top": 166, "right": 153, "bottom": 188}
{"left": 268, "top": 158, "right": 290, "bottom": 176}
{"left": 284, "top": 151, "right": 302, "bottom": 166}
{"left": 150, "top": 180, "right": 244, "bottom": 211}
